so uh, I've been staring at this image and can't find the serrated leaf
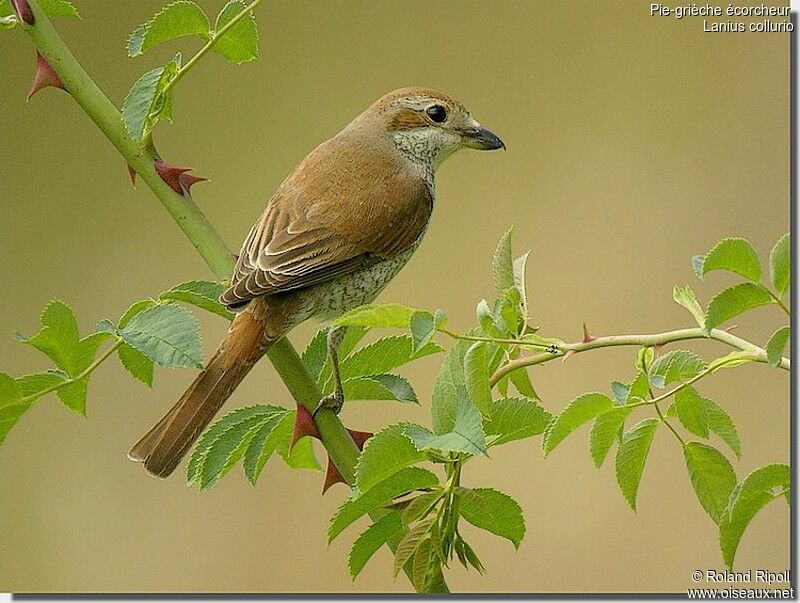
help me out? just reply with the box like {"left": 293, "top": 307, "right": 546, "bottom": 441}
{"left": 431, "top": 336, "right": 472, "bottom": 434}
{"left": 402, "top": 490, "right": 444, "bottom": 525}
{"left": 118, "top": 344, "right": 154, "bottom": 387}
{"left": 683, "top": 442, "right": 736, "bottom": 524}
{"left": 242, "top": 408, "right": 291, "bottom": 483}
{"left": 342, "top": 374, "right": 418, "bottom": 404}
{"left": 694, "top": 238, "right": 761, "bottom": 282}
{"left": 329, "top": 467, "right": 439, "bottom": 542}
{"left": 719, "top": 464, "right": 790, "bottom": 568}
{"left": 769, "top": 234, "right": 790, "bottom": 296}
{"left": 463, "top": 342, "right": 491, "bottom": 416}
{"left": 120, "top": 303, "right": 203, "bottom": 369}
{"left": 39, "top": 0, "right": 79, "bottom": 18}
{"left": 703, "top": 398, "right": 741, "bottom": 458}
{"left": 20, "top": 300, "right": 79, "bottom": 373}
{"left": 118, "top": 299, "right": 156, "bottom": 329}
{"left": 56, "top": 379, "right": 88, "bottom": 415}
{"left": 315, "top": 326, "right": 370, "bottom": 389}
{"left": 411, "top": 536, "right": 434, "bottom": 592}
{"left": 673, "top": 284, "right": 706, "bottom": 328}
{"left": 674, "top": 386, "right": 709, "bottom": 438}
{"left": 122, "top": 55, "right": 180, "bottom": 143}
{"left": 127, "top": 0, "right": 210, "bottom": 58}
{"left": 649, "top": 350, "right": 707, "bottom": 388}
{"left": 513, "top": 250, "right": 531, "bottom": 322}
{"left": 334, "top": 303, "right": 422, "bottom": 330}
{"left": 302, "top": 329, "right": 328, "bottom": 383}
{"left": 484, "top": 396, "right": 551, "bottom": 447}
{"left": 409, "top": 309, "right": 446, "bottom": 353}
{"left": 0, "top": 373, "right": 21, "bottom": 404}
{"left": 543, "top": 392, "right": 614, "bottom": 456}
{"left": 765, "top": 326, "right": 790, "bottom": 367}
{"left": 160, "top": 280, "right": 234, "bottom": 320}
{"left": 610, "top": 381, "right": 629, "bottom": 404}
{"left": 705, "top": 283, "right": 774, "bottom": 330}
{"left": 625, "top": 370, "right": 650, "bottom": 404}
{"left": 615, "top": 418, "right": 659, "bottom": 510}
{"left": 336, "top": 335, "right": 441, "bottom": 385}
{"left": 509, "top": 367, "right": 539, "bottom": 400}
{"left": 348, "top": 512, "right": 404, "bottom": 580}
{"left": 589, "top": 408, "right": 631, "bottom": 468}
{"left": 404, "top": 387, "right": 486, "bottom": 455}
{"left": 354, "top": 424, "right": 427, "bottom": 494}
{"left": 16, "top": 371, "right": 64, "bottom": 400}
{"left": 492, "top": 227, "right": 515, "bottom": 297}
{"left": 211, "top": 0, "right": 258, "bottom": 63}
{"left": 392, "top": 517, "right": 435, "bottom": 578}
{"left": 0, "top": 383, "right": 30, "bottom": 447}
{"left": 456, "top": 486, "right": 525, "bottom": 548}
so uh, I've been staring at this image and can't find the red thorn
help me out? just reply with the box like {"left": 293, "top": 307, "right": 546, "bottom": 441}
{"left": 322, "top": 455, "right": 349, "bottom": 494}
{"left": 12, "top": 0, "right": 33, "bottom": 24}
{"left": 127, "top": 164, "right": 137, "bottom": 187}
{"left": 653, "top": 343, "right": 664, "bottom": 353}
{"left": 347, "top": 429, "right": 373, "bottom": 451}
{"left": 153, "top": 159, "right": 207, "bottom": 195}
{"left": 581, "top": 322, "right": 596, "bottom": 343}
{"left": 27, "top": 52, "right": 64, "bottom": 100}
{"left": 178, "top": 172, "right": 208, "bottom": 195}
{"left": 562, "top": 349, "right": 577, "bottom": 363}
{"left": 724, "top": 324, "right": 739, "bottom": 333}
{"left": 290, "top": 404, "right": 320, "bottom": 450}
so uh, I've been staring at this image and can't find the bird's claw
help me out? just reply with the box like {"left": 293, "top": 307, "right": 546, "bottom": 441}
{"left": 313, "top": 392, "right": 345, "bottom": 418}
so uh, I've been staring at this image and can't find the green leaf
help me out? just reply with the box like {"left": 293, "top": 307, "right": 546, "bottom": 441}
{"left": 278, "top": 425, "right": 321, "bottom": 471}
{"left": 674, "top": 386, "right": 709, "bottom": 438}
{"left": 0, "top": 375, "right": 29, "bottom": 447}
{"left": 348, "top": 512, "right": 404, "bottom": 580}
{"left": 484, "top": 396, "right": 551, "bottom": 447}
{"left": 589, "top": 408, "right": 631, "bottom": 468}
{"left": 693, "top": 238, "right": 761, "bottom": 282}
{"left": 39, "top": 0, "right": 79, "bottom": 18}
{"left": 354, "top": 424, "right": 427, "bottom": 495}
{"left": 127, "top": 0, "right": 210, "bottom": 57}
{"left": 56, "top": 379, "right": 88, "bottom": 415}
{"left": 118, "top": 344, "right": 154, "bottom": 387}
{"left": 649, "top": 350, "right": 707, "bottom": 388}
{"left": 705, "top": 283, "right": 774, "bottom": 330}
{"left": 16, "top": 371, "right": 65, "bottom": 400}
{"left": 463, "top": 342, "right": 491, "bottom": 416}
{"left": 765, "top": 326, "right": 790, "bottom": 367}
{"left": 329, "top": 467, "right": 439, "bottom": 542}
{"left": 543, "top": 392, "right": 615, "bottom": 456}
{"left": 683, "top": 442, "right": 736, "bottom": 524}
{"left": 769, "top": 233, "right": 790, "bottom": 296}
{"left": 160, "top": 280, "right": 234, "bottom": 320}
{"left": 509, "top": 367, "right": 539, "bottom": 400}
{"left": 703, "top": 398, "right": 741, "bottom": 459}
{"left": 393, "top": 517, "right": 435, "bottom": 578}
{"left": 610, "top": 381, "right": 629, "bottom": 404}
{"left": 342, "top": 374, "right": 417, "bottom": 404}
{"left": 719, "top": 464, "right": 790, "bottom": 568}
{"left": 673, "top": 285, "right": 706, "bottom": 328}
{"left": 19, "top": 300, "right": 79, "bottom": 373}
{"left": 301, "top": 329, "right": 328, "bottom": 383}
{"left": 404, "top": 387, "right": 486, "bottom": 456}
{"left": 456, "top": 486, "right": 525, "bottom": 549}
{"left": 211, "top": 0, "right": 259, "bottom": 64}
{"left": 242, "top": 408, "right": 292, "bottom": 484}
{"left": 492, "top": 227, "right": 515, "bottom": 297}
{"left": 513, "top": 250, "right": 531, "bottom": 322}
{"left": 119, "top": 303, "right": 203, "bottom": 369}
{"left": 122, "top": 55, "right": 181, "bottom": 143}
{"left": 625, "top": 370, "right": 650, "bottom": 404}
{"left": 0, "top": 373, "right": 21, "bottom": 405}
{"left": 402, "top": 491, "right": 444, "bottom": 525}
{"left": 411, "top": 536, "right": 434, "bottom": 592}
{"left": 337, "top": 335, "right": 441, "bottom": 384}
{"left": 615, "top": 418, "right": 659, "bottom": 510}
{"left": 334, "top": 303, "right": 423, "bottom": 330}
{"left": 431, "top": 336, "right": 472, "bottom": 434}
{"left": 409, "top": 309, "right": 446, "bottom": 353}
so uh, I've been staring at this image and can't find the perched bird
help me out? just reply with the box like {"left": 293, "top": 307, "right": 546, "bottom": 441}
{"left": 129, "top": 87, "right": 505, "bottom": 477}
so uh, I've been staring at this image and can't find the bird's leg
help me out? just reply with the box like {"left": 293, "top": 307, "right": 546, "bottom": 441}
{"left": 313, "top": 325, "right": 347, "bottom": 417}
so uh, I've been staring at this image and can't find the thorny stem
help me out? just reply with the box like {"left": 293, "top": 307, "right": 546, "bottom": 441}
{"left": 490, "top": 327, "right": 789, "bottom": 386}
{"left": 17, "top": 2, "right": 447, "bottom": 593}
{"left": 439, "top": 328, "right": 555, "bottom": 351}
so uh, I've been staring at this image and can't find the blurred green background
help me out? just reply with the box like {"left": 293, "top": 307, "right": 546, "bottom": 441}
{"left": 0, "top": 0, "right": 790, "bottom": 593}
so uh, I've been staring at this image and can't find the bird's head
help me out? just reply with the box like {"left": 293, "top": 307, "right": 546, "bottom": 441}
{"left": 360, "top": 87, "right": 505, "bottom": 169}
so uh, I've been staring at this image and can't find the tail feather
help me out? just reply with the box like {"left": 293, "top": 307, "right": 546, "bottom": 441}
{"left": 129, "top": 303, "right": 275, "bottom": 478}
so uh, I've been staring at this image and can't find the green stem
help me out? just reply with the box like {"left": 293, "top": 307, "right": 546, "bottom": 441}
{"left": 21, "top": 339, "right": 123, "bottom": 404}
{"left": 162, "top": 0, "right": 265, "bottom": 95}
{"left": 769, "top": 291, "right": 791, "bottom": 317}
{"left": 491, "top": 326, "right": 789, "bottom": 386}
{"left": 19, "top": 2, "right": 444, "bottom": 592}
{"left": 440, "top": 329, "right": 555, "bottom": 351}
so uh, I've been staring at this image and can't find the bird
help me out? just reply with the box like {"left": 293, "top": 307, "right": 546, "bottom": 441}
{"left": 128, "top": 87, "right": 505, "bottom": 477}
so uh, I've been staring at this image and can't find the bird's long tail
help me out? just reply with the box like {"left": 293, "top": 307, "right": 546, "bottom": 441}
{"left": 128, "top": 300, "right": 277, "bottom": 478}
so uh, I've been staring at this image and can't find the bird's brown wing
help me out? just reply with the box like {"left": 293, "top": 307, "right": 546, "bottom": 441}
{"left": 220, "top": 137, "right": 433, "bottom": 309}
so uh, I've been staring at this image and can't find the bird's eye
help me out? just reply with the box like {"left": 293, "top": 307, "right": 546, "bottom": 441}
{"left": 426, "top": 105, "right": 447, "bottom": 123}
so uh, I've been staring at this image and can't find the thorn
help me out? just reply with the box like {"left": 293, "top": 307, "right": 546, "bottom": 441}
{"left": 127, "top": 164, "right": 137, "bottom": 188}
{"left": 581, "top": 322, "right": 596, "bottom": 343}
{"left": 178, "top": 172, "right": 208, "bottom": 195}
{"left": 153, "top": 159, "right": 191, "bottom": 194}
{"left": 322, "top": 455, "right": 347, "bottom": 494}
{"left": 27, "top": 52, "right": 65, "bottom": 100}
{"left": 561, "top": 349, "right": 577, "bottom": 362}
{"left": 724, "top": 324, "right": 739, "bottom": 333}
{"left": 12, "top": 0, "right": 33, "bottom": 24}
{"left": 290, "top": 403, "right": 320, "bottom": 450}
{"left": 346, "top": 428, "right": 373, "bottom": 451}
{"left": 654, "top": 343, "right": 664, "bottom": 354}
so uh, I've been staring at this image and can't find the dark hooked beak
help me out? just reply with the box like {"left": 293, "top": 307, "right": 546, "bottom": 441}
{"left": 460, "top": 126, "right": 505, "bottom": 151}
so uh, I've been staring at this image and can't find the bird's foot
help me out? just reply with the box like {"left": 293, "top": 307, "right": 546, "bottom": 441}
{"left": 313, "top": 392, "right": 344, "bottom": 418}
